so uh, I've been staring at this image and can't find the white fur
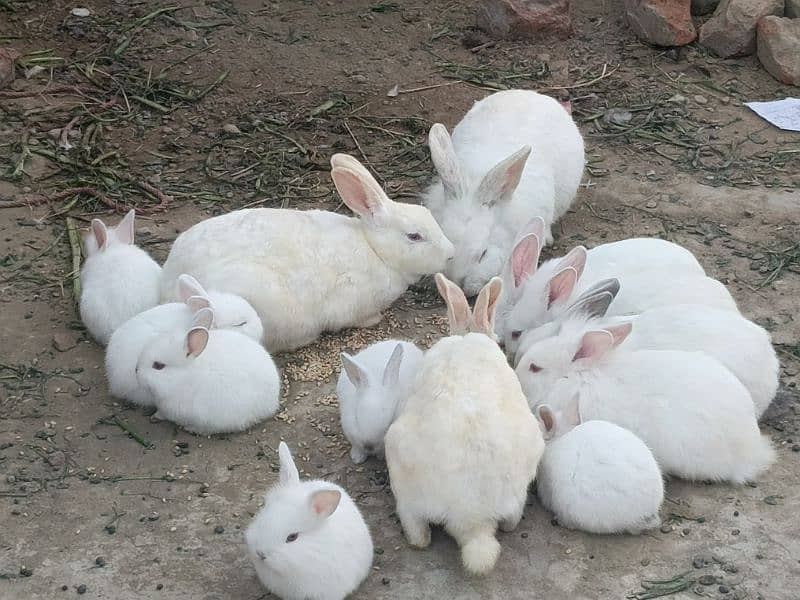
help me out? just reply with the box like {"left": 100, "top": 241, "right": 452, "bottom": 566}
{"left": 337, "top": 340, "right": 424, "bottom": 463}
{"left": 159, "top": 154, "right": 454, "bottom": 353}
{"left": 385, "top": 275, "right": 544, "bottom": 575}
{"left": 79, "top": 210, "right": 162, "bottom": 345}
{"left": 499, "top": 237, "right": 735, "bottom": 357}
{"left": 105, "top": 274, "right": 263, "bottom": 407}
{"left": 245, "top": 442, "right": 373, "bottom": 600}
{"left": 516, "top": 319, "right": 774, "bottom": 483}
{"left": 535, "top": 407, "right": 664, "bottom": 535}
{"left": 517, "top": 305, "right": 779, "bottom": 418}
{"left": 136, "top": 325, "right": 280, "bottom": 434}
{"left": 423, "top": 90, "right": 585, "bottom": 295}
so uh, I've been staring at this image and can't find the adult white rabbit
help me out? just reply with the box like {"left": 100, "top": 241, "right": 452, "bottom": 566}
{"left": 245, "top": 442, "right": 373, "bottom": 600}
{"left": 160, "top": 154, "right": 454, "bottom": 352}
{"left": 535, "top": 400, "right": 664, "bottom": 535}
{"left": 385, "top": 274, "right": 543, "bottom": 575}
{"left": 516, "top": 318, "right": 774, "bottom": 483}
{"left": 423, "top": 90, "right": 585, "bottom": 295}
{"left": 79, "top": 210, "right": 161, "bottom": 345}
{"left": 337, "top": 340, "right": 424, "bottom": 464}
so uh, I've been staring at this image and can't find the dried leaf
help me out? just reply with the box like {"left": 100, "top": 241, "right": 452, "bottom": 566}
{"left": 386, "top": 84, "right": 399, "bottom": 98}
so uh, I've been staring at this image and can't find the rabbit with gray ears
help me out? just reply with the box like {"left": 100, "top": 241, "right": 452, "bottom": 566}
{"left": 515, "top": 317, "right": 774, "bottom": 483}
{"left": 105, "top": 274, "right": 262, "bottom": 407}
{"left": 160, "top": 154, "right": 454, "bottom": 352}
{"left": 535, "top": 399, "right": 664, "bottom": 535}
{"left": 245, "top": 442, "right": 373, "bottom": 600}
{"left": 385, "top": 274, "right": 543, "bottom": 575}
{"left": 79, "top": 210, "right": 162, "bottom": 345}
{"left": 497, "top": 220, "right": 735, "bottom": 357}
{"left": 516, "top": 283, "right": 779, "bottom": 418}
{"left": 337, "top": 340, "right": 424, "bottom": 463}
{"left": 423, "top": 90, "right": 585, "bottom": 296}
{"left": 135, "top": 308, "right": 279, "bottom": 434}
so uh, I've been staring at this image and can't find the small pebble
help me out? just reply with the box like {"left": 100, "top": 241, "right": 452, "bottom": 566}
{"left": 692, "top": 557, "right": 706, "bottom": 569}
{"left": 682, "top": 528, "right": 690, "bottom": 535}
{"left": 520, "top": 532, "right": 528, "bottom": 539}
{"left": 94, "top": 556, "right": 105, "bottom": 567}
{"left": 213, "top": 525, "right": 224, "bottom": 534}
{"left": 641, "top": 558, "right": 650, "bottom": 567}
{"left": 731, "top": 528, "right": 740, "bottom": 536}
{"left": 733, "top": 511, "right": 739, "bottom": 516}
{"left": 156, "top": 583, "right": 164, "bottom": 590}
{"left": 222, "top": 124, "right": 241, "bottom": 135}
{"left": 62, "top": 585, "right": 68, "bottom": 591}
{"left": 77, "top": 584, "right": 87, "bottom": 595}
{"left": 792, "top": 444, "right": 800, "bottom": 452}
{"left": 19, "top": 566, "right": 32, "bottom": 577}
{"left": 381, "top": 578, "right": 390, "bottom": 585}
{"left": 694, "top": 95, "right": 708, "bottom": 105}
{"left": 660, "top": 524, "right": 672, "bottom": 534}
{"left": 719, "top": 585, "right": 730, "bottom": 594}
{"left": 698, "top": 574, "right": 716, "bottom": 586}
{"left": 374, "top": 547, "right": 384, "bottom": 555}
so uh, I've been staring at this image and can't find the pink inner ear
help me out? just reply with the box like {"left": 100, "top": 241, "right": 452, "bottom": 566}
{"left": 186, "top": 328, "right": 209, "bottom": 357}
{"left": 556, "top": 246, "right": 588, "bottom": 279}
{"left": 605, "top": 322, "right": 633, "bottom": 347}
{"left": 310, "top": 489, "right": 341, "bottom": 518}
{"left": 331, "top": 167, "right": 382, "bottom": 219}
{"left": 117, "top": 210, "right": 135, "bottom": 245}
{"left": 91, "top": 220, "right": 108, "bottom": 250}
{"left": 500, "top": 147, "right": 531, "bottom": 197}
{"left": 537, "top": 406, "right": 555, "bottom": 433}
{"left": 572, "top": 330, "right": 614, "bottom": 362}
{"left": 559, "top": 100, "right": 572, "bottom": 115}
{"left": 512, "top": 235, "right": 540, "bottom": 288}
{"left": 547, "top": 267, "right": 578, "bottom": 308}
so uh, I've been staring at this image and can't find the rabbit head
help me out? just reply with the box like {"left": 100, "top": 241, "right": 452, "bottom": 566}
{"left": 428, "top": 123, "right": 532, "bottom": 296}
{"left": 246, "top": 443, "right": 344, "bottom": 575}
{"left": 515, "top": 318, "right": 632, "bottom": 405}
{"left": 434, "top": 272, "right": 503, "bottom": 340}
{"left": 82, "top": 209, "right": 136, "bottom": 256}
{"left": 330, "top": 154, "right": 454, "bottom": 279}
{"left": 535, "top": 396, "right": 582, "bottom": 441}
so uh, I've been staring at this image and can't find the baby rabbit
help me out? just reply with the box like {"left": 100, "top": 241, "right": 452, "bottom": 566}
{"left": 535, "top": 400, "right": 664, "bottom": 535}
{"left": 385, "top": 274, "right": 543, "bottom": 575}
{"left": 337, "top": 340, "right": 424, "bottom": 464}
{"left": 79, "top": 210, "right": 162, "bottom": 345}
{"left": 424, "top": 90, "right": 585, "bottom": 295}
{"left": 160, "top": 154, "right": 454, "bottom": 352}
{"left": 135, "top": 308, "right": 280, "bottom": 434}
{"left": 245, "top": 442, "right": 373, "bottom": 600}
{"left": 516, "top": 318, "right": 774, "bottom": 483}
{"left": 105, "top": 274, "right": 262, "bottom": 406}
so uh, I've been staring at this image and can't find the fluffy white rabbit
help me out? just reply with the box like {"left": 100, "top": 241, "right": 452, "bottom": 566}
{"left": 534, "top": 400, "right": 664, "bottom": 535}
{"left": 79, "top": 210, "right": 162, "bottom": 345}
{"left": 337, "top": 340, "right": 424, "bottom": 464}
{"left": 105, "top": 274, "right": 262, "bottom": 406}
{"left": 135, "top": 309, "right": 280, "bottom": 434}
{"left": 245, "top": 442, "right": 373, "bottom": 600}
{"left": 499, "top": 230, "right": 735, "bottom": 357}
{"left": 516, "top": 294, "right": 779, "bottom": 418}
{"left": 385, "top": 274, "right": 543, "bottom": 575}
{"left": 516, "top": 318, "right": 774, "bottom": 483}
{"left": 423, "top": 90, "right": 585, "bottom": 296}
{"left": 159, "top": 154, "right": 454, "bottom": 352}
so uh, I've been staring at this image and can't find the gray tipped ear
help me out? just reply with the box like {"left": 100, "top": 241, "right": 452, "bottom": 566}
{"left": 278, "top": 441, "right": 300, "bottom": 486}
{"left": 177, "top": 274, "right": 207, "bottom": 302}
{"left": 309, "top": 489, "right": 341, "bottom": 519}
{"left": 428, "top": 123, "right": 465, "bottom": 199}
{"left": 475, "top": 145, "right": 531, "bottom": 207}
{"left": 382, "top": 343, "right": 404, "bottom": 387}
{"left": 340, "top": 353, "right": 367, "bottom": 389}
{"left": 535, "top": 404, "right": 556, "bottom": 440}
{"left": 434, "top": 273, "right": 470, "bottom": 335}
{"left": 91, "top": 219, "right": 109, "bottom": 250}
{"left": 567, "top": 279, "right": 620, "bottom": 319}
{"left": 116, "top": 209, "right": 136, "bottom": 245}
{"left": 191, "top": 306, "right": 214, "bottom": 330}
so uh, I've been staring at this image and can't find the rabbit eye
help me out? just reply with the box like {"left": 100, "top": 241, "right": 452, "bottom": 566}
{"left": 152, "top": 361, "right": 166, "bottom": 370}
{"left": 529, "top": 363, "right": 542, "bottom": 374}
{"left": 406, "top": 232, "right": 423, "bottom": 242}
{"left": 511, "top": 331, "right": 522, "bottom": 340}
{"left": 285, "top": 532, "right": 299, "bottom": 543}
{"left": 478, "top": 249, "right": 488, "bottom": 262}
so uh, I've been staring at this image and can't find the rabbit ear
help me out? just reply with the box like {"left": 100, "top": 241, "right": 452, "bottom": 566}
{"left": 434, "top": 273, "right": 470, "bottom": 335}
{"left": 568, "top": 278, "right": 620, "bottom": 318}
{"left": 509, "top": 234, "right": 541, "bottom": 289}
{"left": 428, "top": 123, "right": 465, "bottom": 199}
{"left": 278, "top": 441, "right": 300, "bottom": 486}
{"left": 563, "top": 393, "right": 582, "bottom": 429}
{"left": 191, "top": 307, "right": 214, "bottom": 330}
{"left": 547, "top": 267, "right": 578, "bottom": 308}
{"left": 475, "top": 145, "right": 531, "bottom": 207}
{"left": 382, "top": 343, "right": 404, "bottom": 387}
{"left": 309, "top": 489, "right": 341, "bottom": 519}
{"left": 471, "top": 277, "right": 503, "bottom": 336}
{"left": 340, "top": 353, "right": 368, "bottom": 389}
{"left": 554, "top": 246, "right": 588, "bottom": 279}
{"left": 178, "top": 274, "right": 207, "bottom": 302}
{"left": 572, "top": 330, "right": 615, "bottom": 363}
{"left": 330, "top": 154, "right": 389, "bottom": 221}
{"left": 535, "top": 404, "right": 556, "bottom": 440}
{"left": 604, "top": 322, "right": 633, "bottom": 347}
{"left": 116, "top": 209, "right": 136, "bottom": 245}
{"left": 186, "top": 295, "right": 211, "bottom": 313}
{"left": 185, "top": 327, "right": 209, "bottom": 358}
{"left": 91, "top": 219, "right": 109, "bottom": 250}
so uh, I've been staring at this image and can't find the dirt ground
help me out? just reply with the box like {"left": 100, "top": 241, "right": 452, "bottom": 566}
{"left": 1, "top": 1, "right": 799, "bottom": 599}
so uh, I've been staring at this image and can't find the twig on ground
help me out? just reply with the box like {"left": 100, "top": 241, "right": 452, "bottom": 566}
{"left": 99, "top": 415, "right": 154, "bottom": 449}
{"left": 65, "top": 216, "right": 82, "bottom": 304}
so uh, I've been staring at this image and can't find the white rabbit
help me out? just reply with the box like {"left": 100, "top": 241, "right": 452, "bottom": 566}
{"left": 79, "top": 210, "right": 162, "bottom": 345}
{"left": 105, "top": 274, "right": 262, "bottom": 407}
{"left": 135, "top": 309, "right": 280, "bottom": 434}
{"left": 534, "top": 400, "right": 664, "bottom": 535}
{"left": 337, "top": 340, "right": 424, "bottom": 464}
{"left": 499, "top": 232, "right": 735, "bottom": 357}
{"left": 423, "top": 90, "right": 585, "bottom": 295}
{"left": 159, "top": 154, "right": 454, "bottom": 352}
{"left": 516, "top": 294, "right": 779, "bottom": 418}
{"left": 516, "top": 318, "right": 775, "bottom": 483}
{"left": 385, "top": 274, "right": 543, "bottom": 575}
{"left": 245, "top": 442, "right": 373, "bottom": 600}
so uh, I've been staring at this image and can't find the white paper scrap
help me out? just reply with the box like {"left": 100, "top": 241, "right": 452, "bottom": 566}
{"left": 745, "top": 98, "right": 800, "bottom": 133}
